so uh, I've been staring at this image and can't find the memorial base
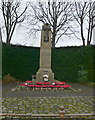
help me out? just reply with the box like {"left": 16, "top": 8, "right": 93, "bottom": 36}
{"left": 36, "top": 68, "right": 54, "bottom": 83}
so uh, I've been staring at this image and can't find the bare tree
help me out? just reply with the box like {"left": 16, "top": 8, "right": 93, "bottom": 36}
{"left": 1, "top": 0, "right": 28, "bottom": 44}
{"left": 71, "top": 1, "right": 95, "bottom": 46}
{"left": 87, "top": 2, "right": 95, "bottom": 45}
{"left": 29, "top": 2, "right": 73, "bottom": 48}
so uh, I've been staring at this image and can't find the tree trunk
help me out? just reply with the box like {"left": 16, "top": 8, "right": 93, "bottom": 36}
{"left": 52, "top": 26, "right": 56, "bottom": 48}
{"left": 87, "top": 19, "right": 90, "bottom": 46}
{"left": 81, "top": 19, "right": 85, "bottom": 46}
{"left": 6, "top": 29, "right": 10, "bottom": 44}
{"left": 89, "top": 26, "right": 93, "bottom": 45}
{"left": 52, "top": 36, "right": 55, "bottom": 48}
{"left": 87, "top": 41, "right": 91, "bottom": 45}
{"left": 87, "top": 23, "right": 93, "bottom": 46}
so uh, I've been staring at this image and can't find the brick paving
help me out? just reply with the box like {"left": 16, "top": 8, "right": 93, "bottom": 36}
{"left": 1, "top": 83, "right": 95, "bottom": 119}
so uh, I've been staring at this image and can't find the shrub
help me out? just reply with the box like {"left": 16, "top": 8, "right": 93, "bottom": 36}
{"left": 77, "top": 65, "right": 88, "bottom": 83}
{"left": 2, "top": 74, "right": 16, "bottom": 84}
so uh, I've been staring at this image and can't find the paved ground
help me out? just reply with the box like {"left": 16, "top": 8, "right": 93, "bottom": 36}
{"left": 2, "top": 83, "right": 94, "bottom": 97}
{"left": 1, "top": 96, "right": 94, "bottom": 114}
{"left": 1, "top": 83, "right": 95, "bottom": 119}
{"left": 1, "top": 96, "right": 95, "bottom": 119}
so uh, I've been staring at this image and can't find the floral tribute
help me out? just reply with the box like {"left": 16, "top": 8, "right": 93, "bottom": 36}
{"left": 19, "top": 81, "right": 71, "bottom": 89}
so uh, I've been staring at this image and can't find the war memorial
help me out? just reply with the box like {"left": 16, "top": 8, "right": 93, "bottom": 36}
{"left": 17, "top": 24, "right": 71, "bottom": 90}
{"left": 36, "top": 24, "right": 54, "bottom": 83}
{"left": 1, "top": 24, "right": 94, "bottom": 119}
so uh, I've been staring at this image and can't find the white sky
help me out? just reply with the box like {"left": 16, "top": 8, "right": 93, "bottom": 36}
{"left": 0, "top": 0, "right": 95, "bottom": 47}
{"left": 10, "top": 23, "right": 83, "bottom": 47}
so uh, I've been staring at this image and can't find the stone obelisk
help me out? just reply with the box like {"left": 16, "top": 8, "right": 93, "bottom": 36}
{"left": 36, "top": 24, "right": 54, "bottom": 82}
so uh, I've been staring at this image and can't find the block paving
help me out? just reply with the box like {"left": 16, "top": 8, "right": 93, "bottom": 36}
{"left": 1, "top": 96, "right": 95, "bottom": 119}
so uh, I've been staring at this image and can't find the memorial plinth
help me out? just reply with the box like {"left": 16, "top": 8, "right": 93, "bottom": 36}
{"left": 36, "top": 24, "right": 54, "bottom": 82}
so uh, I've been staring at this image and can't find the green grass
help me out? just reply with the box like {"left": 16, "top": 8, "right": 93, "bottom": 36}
{"left": 2, "top": 43, "right": 95, "bottom": 83}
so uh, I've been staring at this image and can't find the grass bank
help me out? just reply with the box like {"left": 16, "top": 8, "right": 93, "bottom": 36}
{"left": 2, "top": 43, "right": 95, "bottom": 83}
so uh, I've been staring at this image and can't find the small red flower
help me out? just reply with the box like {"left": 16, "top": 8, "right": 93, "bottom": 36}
{"left": 63, "top": 85, "right": 71, "bottom": 88}
{"left": 43, "top": 82, "right": 50, "bottom": 84}
{"left": 20, "top": 83, "right": 27, "bottom": 86}
{"left": 26, "top": 81, "right": 32, "bottom": 83}
{"left": 36, "top": 82, "right": 43, "bottom": 84}
{"left": 27, "top": 85, "right": 35, "bottom": 87}
{"left": 54, "top": 85, "right": 62, "bottom": 88}
{"left": 55, "top": 82, "right": 66, "bottom": 85}
{"left": 49, "top": 85, "right": 55, "bottom": 88}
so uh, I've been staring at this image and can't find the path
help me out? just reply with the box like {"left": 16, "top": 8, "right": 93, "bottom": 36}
{"left": 2, "top": 83, "right": 94, "bottom": 97}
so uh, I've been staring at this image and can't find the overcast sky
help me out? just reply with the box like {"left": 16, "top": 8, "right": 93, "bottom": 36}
{"left": 0, "top": 0, "right": 95, "bottom": 47}
{"left": 10, "top": 23, "right": 83, "bottom": 47}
